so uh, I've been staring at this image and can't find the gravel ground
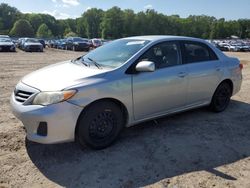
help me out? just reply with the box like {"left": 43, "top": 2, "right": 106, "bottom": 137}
{"left": 0, "top": 49, "right": 250, "bottom": 188}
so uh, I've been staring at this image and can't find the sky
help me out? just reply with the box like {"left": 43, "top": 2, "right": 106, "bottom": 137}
{"left": 1, "top": 0, "right": 250, "bottom": 20}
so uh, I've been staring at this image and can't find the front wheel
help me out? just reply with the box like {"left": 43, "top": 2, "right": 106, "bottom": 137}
{"left": 77, "top": 101, "right": 124, "bottom": 149}
{"left": 210, "top": 82, "right": 232, "bottom": 112}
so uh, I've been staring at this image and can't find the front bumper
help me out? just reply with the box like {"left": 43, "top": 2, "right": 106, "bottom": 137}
{"left": 75, "top": 44, "right": 90, "bottom": 51}
{"left": 10, "top": 92, "right": 83, "bottom": 144}
{"left": 0, "top": 45, "right": 15, "bottom": 52}
{"left": 25, "top": 45, "right": 42, "bottom": 52}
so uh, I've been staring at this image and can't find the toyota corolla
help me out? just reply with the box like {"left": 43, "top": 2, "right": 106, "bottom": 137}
{"left": 10, "top": 36, "right": 243, "bottom": 149}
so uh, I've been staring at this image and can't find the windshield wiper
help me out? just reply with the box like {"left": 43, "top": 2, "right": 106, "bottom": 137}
{"left": 71, "top": 56, "right": 89, "bottom": 67}
{"left": 87, "top": 57, "right": 102, "bottom": 69}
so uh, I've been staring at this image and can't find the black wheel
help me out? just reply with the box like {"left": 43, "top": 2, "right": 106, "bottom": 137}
{"left": 77, "top": 101, "right": 124, "bottom": 149}
{"left": 210, "top": 82, "right": 232, "bottom": 112}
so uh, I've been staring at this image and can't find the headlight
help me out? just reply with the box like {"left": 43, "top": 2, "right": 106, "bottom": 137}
{"left": 32, "top": 90, "right": 77, "bottom": 106}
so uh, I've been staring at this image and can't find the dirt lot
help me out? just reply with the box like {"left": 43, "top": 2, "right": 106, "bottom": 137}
{"left": 0, "top": 49, "right": 250, "bottom": 188}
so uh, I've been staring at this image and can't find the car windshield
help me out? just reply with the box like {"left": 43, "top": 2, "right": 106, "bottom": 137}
{"left": 0, "top": 38, "right": 11, "bottom": 42}
{"left": 73, "top": 37, "right": 88, "bottom": 42}
{"left": 93, "top": 39, "right": 101, "bottom": 44}
{"left": 26, "top": 39, "right": 39, "bottom": 43}
{"left": 82, "top": 39, "right": 150, "bottom": 68}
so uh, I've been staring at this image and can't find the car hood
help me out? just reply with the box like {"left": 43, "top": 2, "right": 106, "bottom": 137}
{"left": 21, "top": 60, "right": 109, "bottom": 91}
{"left": 0, "top": 42, "right": 14, "bottom": 46}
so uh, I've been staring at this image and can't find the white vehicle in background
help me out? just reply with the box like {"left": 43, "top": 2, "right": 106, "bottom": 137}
{"left": 20, "top": 38, "right": 43, "bottom": 52}
{"left": 0, "top": 37, "right": 16, "bottom": 52}
{"left": 228, "top": 44, "right": 241, "bottom": 52}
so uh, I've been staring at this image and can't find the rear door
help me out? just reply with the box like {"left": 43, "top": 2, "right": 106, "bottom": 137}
{"left": 181, "top": 41, "right": 223, "bottom": 106}
{"left": 132, "top": 41, "right": 188, "bottom": 120}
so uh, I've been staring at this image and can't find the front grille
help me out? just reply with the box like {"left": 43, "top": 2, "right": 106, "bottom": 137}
{"left": 29, "top": 45, "right": 40, "bottom": 50}
{"left": 79, "top": 43, "right": 88, "bottom": 47}
{"left": 14, "top": 90, "right": 34, "bottom": 103}
{"left": 0, "top": 45, "right": 12, "bottom": 51}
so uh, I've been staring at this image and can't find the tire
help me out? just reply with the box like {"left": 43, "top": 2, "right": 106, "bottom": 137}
{"left": 210, "top": 82, "right": 232, "bottom": 112}
{"left": 77, "top": 101, "right": 124, "bottom": 149}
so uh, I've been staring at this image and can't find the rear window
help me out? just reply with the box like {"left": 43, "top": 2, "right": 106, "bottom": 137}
{"left": 183, "top": 41, "right": 218, "bottom": 63}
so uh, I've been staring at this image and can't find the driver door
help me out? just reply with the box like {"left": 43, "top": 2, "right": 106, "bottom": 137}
{"left": 132, "top": 41, "right": 188, "bottom": 120}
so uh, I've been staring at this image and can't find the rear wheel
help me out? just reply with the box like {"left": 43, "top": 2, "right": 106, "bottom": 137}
{"left": 77, "top": 101, "right": 124, "bottom": 149}
{"left": 210, "top": 82, "right": 232, "bottom": 112}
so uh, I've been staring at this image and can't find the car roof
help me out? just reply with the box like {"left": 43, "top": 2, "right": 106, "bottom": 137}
{"left": 124, "top": 35, "right": 205, "bottom": 42}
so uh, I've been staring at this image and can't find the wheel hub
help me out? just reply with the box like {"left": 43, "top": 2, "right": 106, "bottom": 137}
{"left": 89, "top": 111, "right": 116, "bottom": 139}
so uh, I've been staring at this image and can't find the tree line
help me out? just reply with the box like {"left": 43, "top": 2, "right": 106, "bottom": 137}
{"left": 1, "top": 3, "right": 250, "bottom": 39}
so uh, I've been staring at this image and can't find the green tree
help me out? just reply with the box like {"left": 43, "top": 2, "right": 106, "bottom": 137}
{"left": 2, "top": 3, "right": 250, "bottom": 39}
{"left": 76, "top": 17, "right": 87, "bottom": 37}
{"left": 134, "top": 12, "right": 147, "bottom": 35}
{"left": 123, "top": 9, "right": 136, "bottom": 37}
{"left": 9, "top": 19, "right": 34, "bottom": 37}
{"left": 0, "top": 3, "right": 21, "bottom": 33}
{"left": 0, "top": 17, "right": 3, "bottom": 30}
{"left": 64, "top": 18, "right": 77, "bottom": 33}
{"left": 238, "top": 19, "right": 250, "bottom": 38}
{"left": 24, "top": 13, "right": 43, "bottom": 32}
{"left": 101, "top": 6, "right": 124, "bottom": 39}
{"left": 83, "top": 8, "right": 103, "bottom": 38}
{"left": 65, "top": 31, "right": 77, "bottom": 37}
{"left": 64, "top": 27, "right": 72, "bottom": 37}
{"left": 210, "top": 19, "right": 227, "bottom": 39}
{"left": 36, "top": 23, "right": 53, "bottom": 38}
{"left": 39, "top": 14, "right": 58, "bottom": 36}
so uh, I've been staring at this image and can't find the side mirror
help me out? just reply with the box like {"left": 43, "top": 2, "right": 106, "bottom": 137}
{"left": 136, "top": 61, "right": 155, "bottom": 72}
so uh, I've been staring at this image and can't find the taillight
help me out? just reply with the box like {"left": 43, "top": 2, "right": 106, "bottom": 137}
{"left": 239, "top": 63, "right": 243, "bottom": 70}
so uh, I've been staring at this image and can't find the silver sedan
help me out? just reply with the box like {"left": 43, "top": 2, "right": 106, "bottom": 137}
{"left": 10, "top": 36, "right": 243, "bottom": 149}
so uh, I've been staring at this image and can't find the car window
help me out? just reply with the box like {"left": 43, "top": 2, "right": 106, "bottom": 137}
{"left": 26, "top": 39, "right": 39, "bottom": 43}
{"left": 139, "top": 42, "right": 181, "bottom": 69}
{"left": 183, "top": 42, "right": 218, "bottom": 63}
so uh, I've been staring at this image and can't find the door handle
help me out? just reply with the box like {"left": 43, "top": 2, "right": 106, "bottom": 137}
{"left": 178, "top": 72, "right": 187, "bottom": 78}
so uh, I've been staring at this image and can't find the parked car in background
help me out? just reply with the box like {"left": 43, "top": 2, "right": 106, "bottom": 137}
{"left": 11, "top": 36, "right": 242, "bottom": 149}
{"left": 17, "top": 38, "right": 25, "bottom": 48}
{"left": 20, "top": 38, "right": 43, "bottom": 52}
{"left": 0, "top": 37, "right": 16, "bottom": 52}
{"left": 89, "top": 38, "right": 102, "bottom": 48}
{"left": 227, "top": 44, "right": 241, "bottom": 52}
{"left": 47, "top": 40, "right": 56, "bottom": 48}
{"left": 65, "top": 37, "right": 90, "bottom": 51}
{"left": 53, "top": 40, "right": 60, "bottom": 49}
{"left": 101, "top": 39, "right": 111, "bottom": 45}
{"left": 57, "top": 39, "right": 67, "bottom": 50}
{"left": 210, "top": 39, "right": 250, "bottom": 52}
{"left": 38, "top": 39, "right": 46, "bottom": 48}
